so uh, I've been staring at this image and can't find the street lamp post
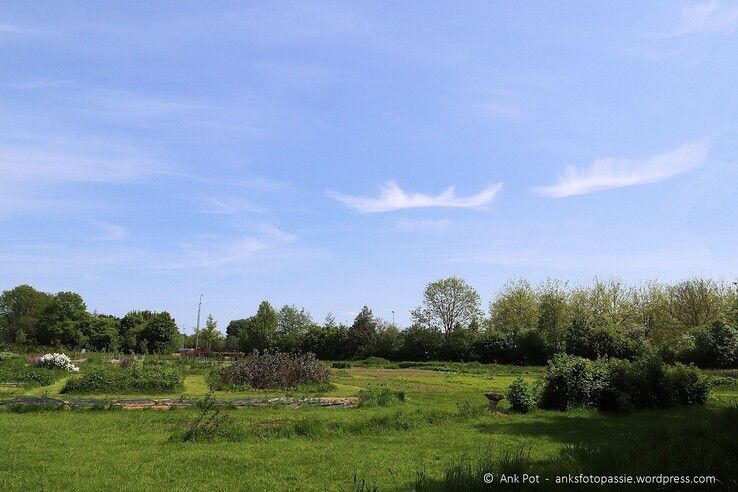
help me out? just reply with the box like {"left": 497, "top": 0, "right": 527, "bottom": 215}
{"left": 195, "top": 293, "right": 203, "bottom": 350}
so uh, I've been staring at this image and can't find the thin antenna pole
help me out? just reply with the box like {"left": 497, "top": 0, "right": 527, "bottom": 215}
{"left": 195, "top": 293, "right": 203, "bottom": 349}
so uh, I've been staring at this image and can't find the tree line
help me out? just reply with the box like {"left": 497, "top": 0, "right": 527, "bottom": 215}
{"left": 2, "top": 277, "right": 738, "bottom": 367}
{"left": 0, "top": 285, "right": 179, "bottom": 353}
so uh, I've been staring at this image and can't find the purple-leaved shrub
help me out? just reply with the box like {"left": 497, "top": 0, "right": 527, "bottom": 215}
{"left": 216, "top": 351, "right": 330, "bottom": 389}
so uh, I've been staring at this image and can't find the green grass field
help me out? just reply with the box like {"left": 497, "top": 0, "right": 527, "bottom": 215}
{"left": 1, "top": 363, "right": 737, "bottom": 490}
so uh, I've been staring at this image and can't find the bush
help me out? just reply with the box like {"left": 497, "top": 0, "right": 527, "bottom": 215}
{"left": 539, "top": 353, "right": 709, "bottom": 412}
{"left": 538, "top": 354, "right": 606, "bottom": 410}
{"left": 331, "top": 361, "right": 351, "bottom": 369}
{"left": 507, "top": 378, "right": 534, "bottom": 413}
{"left": 690, "top": 320, "right": 738, "bottom": 368}
{"left": 357, "top": 387, "right": 405, "bottom": 407}
{"left": 0, "top": 363, "right": 65, "bottom": 388}
{"left": 62, "top": 365, "right": 183, "bottom": 393}
{"left": 669, "top": 363, "right": 709, "bottom": 405}
{"left": 214, "top": 351, "right": 330, "bottom": 390}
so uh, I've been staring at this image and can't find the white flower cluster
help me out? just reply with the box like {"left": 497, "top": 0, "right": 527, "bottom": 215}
{"left": 36, "top": 353, "right": 80, "bottom": 372}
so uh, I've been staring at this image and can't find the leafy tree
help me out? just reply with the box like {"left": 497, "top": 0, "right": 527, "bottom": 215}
{"left": 488, "top": 279, "right": 537, "bottom": 335}
{"left": 199, "top": 314, "right": 223, "bottom": 350}
{"left": 226, "top": 318, "right": 249, "bottom": 338}
{"left": 349, "top": 306, "right": 377, "bottom": 356}
{"left": 537, "top": 279, "right": 571, "bottom": 353}
{"left": 400, "top": 324, "right": 444, "bottom": 361}
{"left": 367, "top": 321, "right": 402, "bottom": 359}
{"left": 277, "top": 305, "right": 314, "bottom": 333}
{"left": 667, "top": 278, "right": 724, "bottom": 330}
{"left": 300, "top": 323, "right": 350, "bottom": 360}
{"left": 692, "top": 320, "right": 738, "bottom": 368}
{"left": 37, "top": 292, "right": 89, "bottom": 346}
{"left": 412, "top": 277, "right": 481, "bottom": 336}
{"left": 630, "top": 281, "right": 671, "bottom": 342}
{"left": 0, "top": 284, "right": 53, "bottom": 344}
{"left": 238, "top": 301, "right": 277, "bottom": 352}
{"left": 82, "top": 315, "right": 120, "bottom": 351}
{"left": 139, "top": 311, "right": 179, "bottom": 353}
{"left": 120, "top": 310, "right": 150, "bottom": 353}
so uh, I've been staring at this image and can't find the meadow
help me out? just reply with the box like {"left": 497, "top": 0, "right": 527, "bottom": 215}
{"left": 1, "top": 355, "right": 737, "bottom": 490}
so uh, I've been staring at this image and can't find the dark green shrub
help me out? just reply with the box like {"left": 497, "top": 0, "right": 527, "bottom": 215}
{"left": 507, "top": 377, "right": 534, "bottom": 413}
{"left": 331, "top": 361, "right": 351, "bottom": 369}
{"left": 62, "top": 365, "right": 183, "bottom": 393}
{"left": 541, "top": 354, "right": 709, "bottom": 413}
{"left": 357, "top": 387, "right": 405, "bottom": 407}
{"left": 669, "top": 363, "right": 709, "bottom": 405}
{"left": 691, "top": 320, "right": 738, "bottom": 368}
{"left": 0, "top": 360, "right": 65, "bottom": 388}
{"left": 538, "top": 354, "right": 606, "bottom": 410}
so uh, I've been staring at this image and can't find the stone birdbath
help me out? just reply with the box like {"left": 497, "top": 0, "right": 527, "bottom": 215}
{"left": 483, "top": 392, "right": 505, "bottom": 410}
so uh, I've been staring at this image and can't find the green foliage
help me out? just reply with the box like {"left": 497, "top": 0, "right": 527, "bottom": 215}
{"left": 349, "top": 306, "right": 378, "bottom": 356}
{"left": 82, "top": 315, "right": 120, "bottom": 352}
{"left": 399, "top": 325, "right": 444, "bottom": 361}
{"left": 238, "top": 301, "right": 278, "bottom": 352}
{"left": 61, "top": 364, "right": 184, "bottom": 394}
{"left": 539, "top": 354, "right": 708, "bottom": 413}
{"left": 357, "top": 387, "right": 405, "bottom": 407}
{"left": 119, "top": 310, "right": 180, "bottom": 354}
{"left": 690, "top": 320, "right": 738, "bottom": 368}
{"left": 34, "top": 292, "right": 88, "bottom": 347}
{"left": 0, "top": 358, "right": 66, "bottom": 388}
{"left": 412, "top": 277, "right": 481, "bottom": 335}
{"left": 538, "top": 354, "right": 606, "bottom": 410}
{"left": 506, "top": 377, "right": 534, "bottom": 413}
{"left": 0, "top": 284, "right": 53, "bottom": 345}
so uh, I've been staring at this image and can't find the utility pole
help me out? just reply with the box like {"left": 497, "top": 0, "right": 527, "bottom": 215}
{"left": 195, "top": 293, "right": 203, "bottom": 350}
{"left": 391, "top": 310, "right": 395, "bottom": 327}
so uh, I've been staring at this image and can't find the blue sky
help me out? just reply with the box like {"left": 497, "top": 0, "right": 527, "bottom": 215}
{"left": 2, "top": 1, "right": 738, "bottom": 331}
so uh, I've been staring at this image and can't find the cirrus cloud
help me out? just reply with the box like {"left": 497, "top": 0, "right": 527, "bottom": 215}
{"left": 328, "top": 181, "right": 503, "bottom": 213}
{"left": 535, "top": 140, "right": 710, "bottom": 198}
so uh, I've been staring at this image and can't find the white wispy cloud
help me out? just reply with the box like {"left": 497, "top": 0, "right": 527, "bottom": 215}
{"left": 90, "top": 220, "right": 128, "bottom": 241}
{"left": 0, "top": 141, "right": 158, "bottom": 183}
{"left": 665, "top": 1, "right": 738, "bottom": 36}
{"left": 0, "top": 23, "right": 51, "bottom": 36}
{"left": 535, "top": 141, "right": 710, "bottom": 198}
{"left": 198, "top": 197, "right": 265, "bottom": 215}
{"left": 160, "top": 225, "right": 297, "bottom": 270}
{"left": 328, "top": 181, "right": 503, "bottom": 213}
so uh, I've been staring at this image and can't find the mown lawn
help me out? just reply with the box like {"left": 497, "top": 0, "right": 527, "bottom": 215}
{"left": 1, "top": 364, "right": 736, "bottom": 490}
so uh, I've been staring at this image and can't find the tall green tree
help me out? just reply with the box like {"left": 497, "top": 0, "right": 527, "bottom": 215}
{"left": 239, "top": 301, "right": 277, "bottom": 352}
{"left": 412, "top": 277, "right": 481, "bottom": 336}
{"left": 488, "top": 279, "right": 538, "bottom": 335}
{"left": 37, "top": 292, "right": 89, "bottom": 347}
{"left": 199, "top": 314, "right": 223, "bottom": 350}
{"left": 0, "top": 284, "right": 53, "bottom": 344}
{"left": 81, "top": 315, "right": 120, "bottom": 351}
{"left": 349, "top": 306, "right": 377, "bottom": 355}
